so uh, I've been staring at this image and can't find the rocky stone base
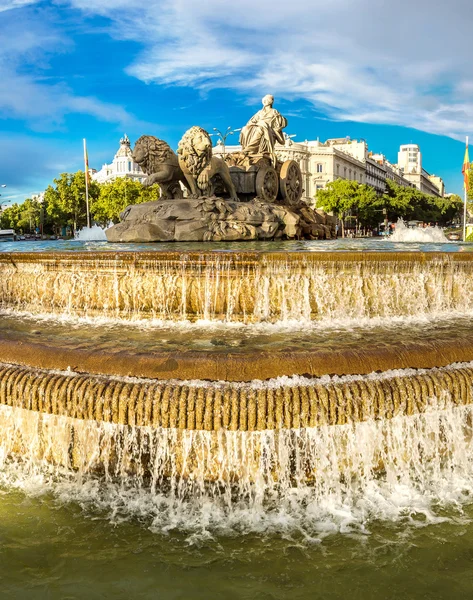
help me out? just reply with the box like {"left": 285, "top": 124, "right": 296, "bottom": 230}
{"left": 106, "top": 197, "right": 335, "bottom": 243}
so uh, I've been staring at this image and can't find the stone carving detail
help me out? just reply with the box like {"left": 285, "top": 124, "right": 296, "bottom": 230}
{"left": 131, "top": 135, "right": 189, "bottom": 199}
{"left": 106, "top": 97, "right": 331, "bottom": 243}
{"left": 106, "top": 197, "right": 301, "bottom": 243}
{"left": 239, "top": 95, "right": 287, "bottom": 167}
{"left": 177, "top": 126, "right": 239, "bottom": 201}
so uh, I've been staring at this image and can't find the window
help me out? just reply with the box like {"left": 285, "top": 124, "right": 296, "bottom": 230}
{"left": 336, "top": 165, "right": 340, "bottom": 174}
{"left": 128, "top": 161, "right": 132, "bottom": 171}
{"left": 344, "top": 167, "right": 347, "bottom": 176}
{"left": 316, "top": 163, "right": 323, "bottom": 173}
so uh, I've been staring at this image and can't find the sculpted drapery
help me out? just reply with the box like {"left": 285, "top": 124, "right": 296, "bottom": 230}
{"left": 239, "top": 95, "right": 287, "bottom": 167}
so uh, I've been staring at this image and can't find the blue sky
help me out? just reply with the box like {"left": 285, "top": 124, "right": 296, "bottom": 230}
{"left": 0, "top": 0, "right": 471, "bottom": 206}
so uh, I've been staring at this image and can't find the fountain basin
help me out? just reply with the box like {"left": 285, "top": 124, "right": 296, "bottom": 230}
{"left": 2, "top": 315, "right": 473, "bottom": 380}
{"left": 2, "top": 248, "right": 473, "bottom": 485}
{"left": 2, "top": 251, "right": 473, "bottom": 323}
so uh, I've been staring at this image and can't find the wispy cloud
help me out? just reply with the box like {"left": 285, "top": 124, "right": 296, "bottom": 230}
{"left": 0, "top": 0, "right": 37, "bottom": 11}
{"left": 0, "top": 3, "right": 138, "bottom": 130}
{"left": 64, "top": 0, "right": 473, "bottom": 141}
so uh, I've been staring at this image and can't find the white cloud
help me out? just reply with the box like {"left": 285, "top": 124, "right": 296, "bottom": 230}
{"left": 65, "top": 0, "right": 473, "bottom": 141}
{"left": 0, "top": 0, "right": 37, "bottom": 11}
{"left": 0, "top": 4, "right": 138, "bottom": 130}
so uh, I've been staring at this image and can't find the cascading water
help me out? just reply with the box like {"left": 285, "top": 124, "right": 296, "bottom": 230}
{"left": 2, "top": 251, "right": 473, "bottom": 323}
{"left": 2, "top": 250, "right": 473, "bottom": 538}
{"left": 1, "top": 363, "right": 473, "bottom": 534}
{"left": 389, "top": 218, "right": 449, "bottom": 243}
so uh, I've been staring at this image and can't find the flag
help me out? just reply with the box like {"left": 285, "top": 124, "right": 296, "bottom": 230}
{"left": 462, "top": 138, "right": 470, "bottom": 191}
{"left": 83, "top": 138, "right": 90, "bottom": 185}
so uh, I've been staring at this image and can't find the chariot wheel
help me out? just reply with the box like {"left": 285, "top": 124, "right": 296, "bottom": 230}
{"left": 280, "top": 160, "right": 303, "bottom": 206}
{"left": 255, "top": 165, "right": 279, "bottom": 202}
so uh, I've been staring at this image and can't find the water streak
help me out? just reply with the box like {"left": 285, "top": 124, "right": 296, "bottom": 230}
{"left": 390, "top": 219, "right": 448, "bottom": 243}
{"left": 2, "top": 252, "right": 473, "bottom": 323}
{"left": 1, "top": 400, "right": 473, "bottom": 536}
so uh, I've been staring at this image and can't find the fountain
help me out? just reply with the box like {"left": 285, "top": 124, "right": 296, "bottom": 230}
{"left": 390, "top": 218, "right": 449, "bottom": 243}
{"left": 1, "top": 99, "right": 473, "bottom": 534}
{"left": 74, "top": 224, "right": 108, "bottom": 241}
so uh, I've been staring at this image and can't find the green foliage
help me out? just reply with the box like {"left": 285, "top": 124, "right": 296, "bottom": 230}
{"left": 316, "top": 179, "right": 378, "bottom": 234}
{"left": 0, "top": 203, "right": 21, "bottom": 230}
{"left": 45, "top": 171, "right": 101, "bottom": 232}
{"left": 2, "top": 171, "right": 162, "bottom": 235}
{"left": 0, "top": 198, "right": 43, "bottom": 232}
{"left": 38, "top": 172, "right": 161, "bottom": 232}
{"left": 317, "top": 178, "right": 463, "bottom": 234}
{"left": 92, "top": 178, "right": 161, "bottom": 225}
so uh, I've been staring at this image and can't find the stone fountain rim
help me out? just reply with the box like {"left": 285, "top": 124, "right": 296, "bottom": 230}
{"left": 1, "top": 250, "right": 473, "bottom": 264}
{"left": 2, "top": 336, "right": 473, "bottom": 382}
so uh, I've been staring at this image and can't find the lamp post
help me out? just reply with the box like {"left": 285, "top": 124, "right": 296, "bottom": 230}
{"left": 209, "top": 126, "right": 241, "bottom": 158}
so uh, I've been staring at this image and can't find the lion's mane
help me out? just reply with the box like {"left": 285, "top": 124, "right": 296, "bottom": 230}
{"left": 133, "top": 135, "right": 176, "bottom": 175}
{"left": 177, "top": 126, "right": 213, "bottom": 177}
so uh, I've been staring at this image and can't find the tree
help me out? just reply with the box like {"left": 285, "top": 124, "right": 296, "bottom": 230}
{"left": 92, "top": 178, "right": 161, "bottom": 225}
{"left": 45, "top": 171, "right": 100, "bottom": 233}
{"left": 316, "top": 179, "right": 377, "bottom": 236}
{"left": 0, "top": 204, "right": 21, "bottom": 230}
{"left": 16, "top": 198, "right": 42, "bottom": 232}
{"left": 381, "top": 180, "right": 417, "bottom": 221}
{"left": 434, "top": 194, "right": 463, "bottom": 224}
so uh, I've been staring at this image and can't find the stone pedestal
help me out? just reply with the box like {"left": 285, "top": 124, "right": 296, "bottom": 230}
{"left": 106, "top": 197, "right": 301, "bottom": 243}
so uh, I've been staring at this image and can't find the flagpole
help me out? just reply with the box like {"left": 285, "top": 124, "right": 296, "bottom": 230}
{"left": 464, "top": 136, "right": 469, "bottom": 242}
{"left": 83, "top": 138, "right": 90, "bottom": 229}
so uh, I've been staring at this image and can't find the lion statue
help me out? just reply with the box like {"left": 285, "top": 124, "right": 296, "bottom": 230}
{"left": 132, "top": 135, "right": 189, "bottom": 199}
{"left": 177, "top": 126, "right": 239, "bottom": 201}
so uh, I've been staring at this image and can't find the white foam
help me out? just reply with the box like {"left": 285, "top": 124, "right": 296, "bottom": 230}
{"left": 3, "top": 306, "right": 473, "bottom": 336}
{"left": 74, "top": 225, "right": 108, "bottom": 241}
{"left": 389, "top": 218, "right": 449, "bottom": 243}
{"left": 1, "top": 401, "right": 473, "bottom": 540}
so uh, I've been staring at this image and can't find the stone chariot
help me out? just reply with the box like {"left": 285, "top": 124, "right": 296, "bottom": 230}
{"left": 225, "top": 156, "right": 303, "bottom": 206}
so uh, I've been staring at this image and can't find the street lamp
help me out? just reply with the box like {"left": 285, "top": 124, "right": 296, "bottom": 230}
{"left": 209, "top": 126, "right": 241, "bottom": 158}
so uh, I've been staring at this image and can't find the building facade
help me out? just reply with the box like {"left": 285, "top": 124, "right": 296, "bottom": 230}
{"left": 218, "top": 138, "right": 367, "bottom": 204}
{"left": 397, "top": 144, "right": 422, "bottom": 175}
{"left": 92, "top": 134, "right": 146, "bottom": 184}
{"left": 215, "top": 138, "right": 446, "bottom": 204}
{"left": 365, "top": 156, "right": 387, "bottom": 195}
{"left": 396, "top": 144, "right": 444, "bottom": 197}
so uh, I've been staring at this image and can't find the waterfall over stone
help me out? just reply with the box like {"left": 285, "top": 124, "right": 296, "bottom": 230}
{"left": 2, "top": 250, "right": 473, "bottom": 534}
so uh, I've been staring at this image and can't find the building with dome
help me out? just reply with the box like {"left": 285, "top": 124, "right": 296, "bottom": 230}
{"left": 92, "top": 135, "right": 146, "bottom": 184}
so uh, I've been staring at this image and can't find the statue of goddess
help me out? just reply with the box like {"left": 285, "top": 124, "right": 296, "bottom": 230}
{"left": 239, "top": 95, "right": 288, "bottom": 167}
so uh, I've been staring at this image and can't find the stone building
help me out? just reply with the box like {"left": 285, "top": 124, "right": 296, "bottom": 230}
{"left": 396, "top": 144, "right": 444, "bottom": 197}
{"left": 365, "top": 156, "right": 388, "bottom": 195}
{"left": 370, "top": 154, "right": 415, "bottom": 189}
{"left": 401, "top": 170, "right": 444, "bottom": 196}
{"left": 428, "top": 175, "right": 445, "bottom": 197}
{"left": 92, "top": 135, "right": 146, "bottom": 184}
{"left": 397, "top": 144, "right": 422, "bottom": 175}
{"left": 219, "top": 138, "right": 367, "bottom": 205}
{"left": 215, "top": 137, "right": 445, "bottom": 204}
